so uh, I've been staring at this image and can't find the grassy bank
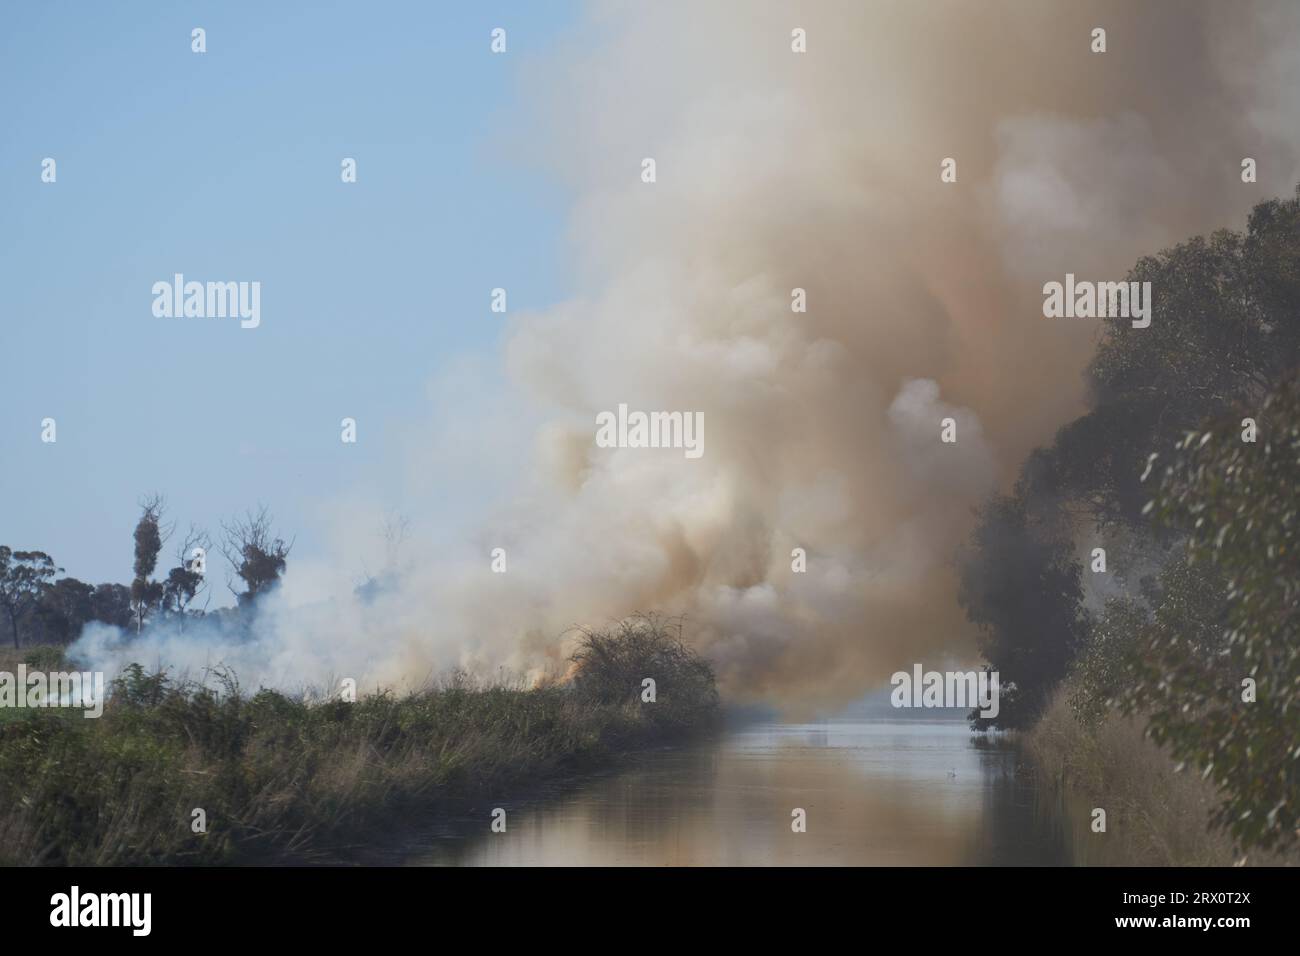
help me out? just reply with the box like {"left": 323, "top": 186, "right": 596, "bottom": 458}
{"left": 1025, "top": 684, "right": 1297, "bottom": 866}
{"left": 0, "top": 618, "right": 719, "bottom": 865}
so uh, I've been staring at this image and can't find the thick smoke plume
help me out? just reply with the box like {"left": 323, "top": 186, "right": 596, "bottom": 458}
{"left": 73, "top": 1, "right": 1300, "bottom": 710}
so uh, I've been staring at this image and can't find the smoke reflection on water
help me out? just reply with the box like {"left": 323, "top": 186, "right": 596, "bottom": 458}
{"left": 405, "top": 719, "right": 1068, "bottom": 866}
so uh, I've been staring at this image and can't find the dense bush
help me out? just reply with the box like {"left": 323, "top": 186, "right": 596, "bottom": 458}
{"left": 569, "top": 615, "right": 720, "bottom": 735}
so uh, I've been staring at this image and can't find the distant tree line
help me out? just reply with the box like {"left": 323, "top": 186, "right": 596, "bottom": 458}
{"left": 0, "top": 500, "right": 292, "bottom": 649}
{"left": 958, "top": 188, "right": 1300, "bottom": 852}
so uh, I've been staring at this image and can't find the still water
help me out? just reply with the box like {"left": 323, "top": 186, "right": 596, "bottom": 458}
{"left": 407, "top": 719, "right": 1070, "bottom": 866}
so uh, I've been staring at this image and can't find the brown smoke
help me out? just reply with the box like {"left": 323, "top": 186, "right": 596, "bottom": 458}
{"left": 471, "top": 0, "right": 1300, "bottom": 710}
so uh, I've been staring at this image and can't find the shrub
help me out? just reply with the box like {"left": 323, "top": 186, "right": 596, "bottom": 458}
{"left": 570, "top": 615, "right": 719, "bottom": 733}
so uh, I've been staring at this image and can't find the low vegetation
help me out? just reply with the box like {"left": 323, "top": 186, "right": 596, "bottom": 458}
{"left": 0, "top": 617, "right": 719, "bottom": 865}
{"left": 1027, "top": 684, "right": 1299, "bottom": 866}
{"left": 1027, "top": 685, "right": 1239, "bottom": 866}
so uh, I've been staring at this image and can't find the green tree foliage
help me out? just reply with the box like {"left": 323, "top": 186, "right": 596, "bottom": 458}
{"left": 0, "top": 548, "right": 61, "bottom": 648}
{"left": 961, "top": 189, "right": 1300, "bottom": 734}
{"left": 1, "top": 498, "right": 274, "bottom": 647}
{"left": 88, "top": 583, "right": 133, "bottom": 631}
{"left": 130, "top": 496, "right": 167, "bottom": 633}
{"left": 162, "top": 567, "right": 204, "bottom": 615}
{"left": 1055, "top": 191, "right": 1300, "bottom": 529}
{"left": 0, "top": 565, "right": 136, "bottom": 647}
{"left": 1123, "top": 377, "right": 1300, "bottom": 853}
{"left": 34, "top": 577, "right": 95, "bottom": 644}
{"left": 221, "top": 506, "right": 292, "bottom": 607}
{"left": 161, "top": 525, "right": 211, "bottom": 627}
{"left": 957, "top": 491, "right": 1090, "bottom": 730}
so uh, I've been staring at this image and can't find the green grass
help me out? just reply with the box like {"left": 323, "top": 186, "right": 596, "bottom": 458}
{"left": 0, "top": 617, "right": 719, "bottom": 865}
{"left": 0, "top": 645, "right": 70, "bottom": 726}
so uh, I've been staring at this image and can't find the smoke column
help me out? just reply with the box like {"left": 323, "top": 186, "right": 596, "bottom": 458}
{"left": 74, "top": 0, "right": 1300, "bottom": 710}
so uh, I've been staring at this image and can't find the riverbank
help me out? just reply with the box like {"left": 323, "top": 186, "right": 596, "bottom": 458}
{"left": 0, "top": 620, "right": 719, "bottom": 865}
{"left": 1025, "top": 684, "right": 1298, "bottom": 866}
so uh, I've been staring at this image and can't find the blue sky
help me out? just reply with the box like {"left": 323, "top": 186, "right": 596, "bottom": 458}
{"left": 0, "top": 1, "right": 579, "bottom": 591}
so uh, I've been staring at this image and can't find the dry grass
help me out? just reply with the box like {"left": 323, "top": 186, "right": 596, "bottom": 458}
{"left": 1027, "top": 684, "right": 1297, "bottom": 866}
